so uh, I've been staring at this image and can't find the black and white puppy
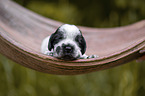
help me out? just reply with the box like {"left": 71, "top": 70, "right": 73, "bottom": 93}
{"left": 41, "top": 24, "right": 97, "bottom": 60}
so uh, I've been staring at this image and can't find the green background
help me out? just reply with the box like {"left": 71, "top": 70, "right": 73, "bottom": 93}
{"left": 0, "top": 0, "right": 145, "bottom": 96}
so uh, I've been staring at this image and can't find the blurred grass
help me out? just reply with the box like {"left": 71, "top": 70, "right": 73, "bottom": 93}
{"left": 26, "top": 1, "right": 81, "bottom": 25}
{"left": 18, "top": 0, "right": 145, "bottom": 27}
{"left": 0, "top": 0, "right": 145, "bottom": 96}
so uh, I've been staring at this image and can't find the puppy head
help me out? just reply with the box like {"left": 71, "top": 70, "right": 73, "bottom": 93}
{"left": 48, "top": 24, "right": 86, "bottom": 60}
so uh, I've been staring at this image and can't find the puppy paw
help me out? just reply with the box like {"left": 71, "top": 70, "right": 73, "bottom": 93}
{"left": 79, "top": 54, "right": 88, "bottom": 59}
{"left": 48, "top": 52, "right": 53, "bottom": 56}
{"left": 44, "top": 51, "right": 53, "bottom": 56}
{"left": 87, "top": 55, "right": 99, "bottom": 59}
{"left": 79, "top": 54, "right": 98, "bottom": 59}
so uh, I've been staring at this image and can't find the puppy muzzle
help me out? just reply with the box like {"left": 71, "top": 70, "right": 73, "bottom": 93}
{"left": 56, "top": 44, "right": 76, "bottom": 60}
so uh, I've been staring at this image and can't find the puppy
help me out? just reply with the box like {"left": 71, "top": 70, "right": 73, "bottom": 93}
{"left": 41, "top": 24, "right": 97, "bottom": 60}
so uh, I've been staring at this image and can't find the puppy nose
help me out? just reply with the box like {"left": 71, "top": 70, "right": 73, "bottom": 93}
{"left": 65, "top": 46, "right": 73, "bottom": 53}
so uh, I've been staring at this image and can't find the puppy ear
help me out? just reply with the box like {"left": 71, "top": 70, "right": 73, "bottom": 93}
{"left": 75, "top": 35, "right": 86, "bottom": 55}
{"left": 48, "top": 28, "right": 63, "bottom": 51}
{"left": 48, "top": 33, "right": 55, "bottom": 51}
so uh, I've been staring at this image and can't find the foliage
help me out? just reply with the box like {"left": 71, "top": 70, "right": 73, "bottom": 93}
{"left": 0, "top": 0, "right": 145, "bottom": 96}
{"left": 14, "top": 0, "right": 145, "bottom": 27}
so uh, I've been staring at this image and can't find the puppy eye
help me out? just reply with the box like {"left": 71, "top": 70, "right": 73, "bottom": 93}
{"left": 54, "top": 34, "right": 63, "bottom": 40}
{"left": 53, "top": 35, "right": 63, "bottom": 44}
{"left": 56, "top": 36, "right": 63, "bottom": 40}
{"left": 75, "top": 35, "right": 82, "bottom": 43}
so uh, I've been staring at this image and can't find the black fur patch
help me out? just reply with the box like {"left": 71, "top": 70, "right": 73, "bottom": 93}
{"left": 48, "top": 28, "right": 64, "bottom": 51}
{"left": 75, "top": 34, "right": 86, "bottom": 55}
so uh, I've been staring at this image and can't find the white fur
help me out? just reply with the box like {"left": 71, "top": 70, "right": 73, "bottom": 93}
{"left": 59, "top": 24, "right": 80, "bottom": 39}
{"left": 41, "top": 36, "right": 53, "bottom": 55}
{"left": 41, "top": 24, "right": 98, "bottom": 60}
